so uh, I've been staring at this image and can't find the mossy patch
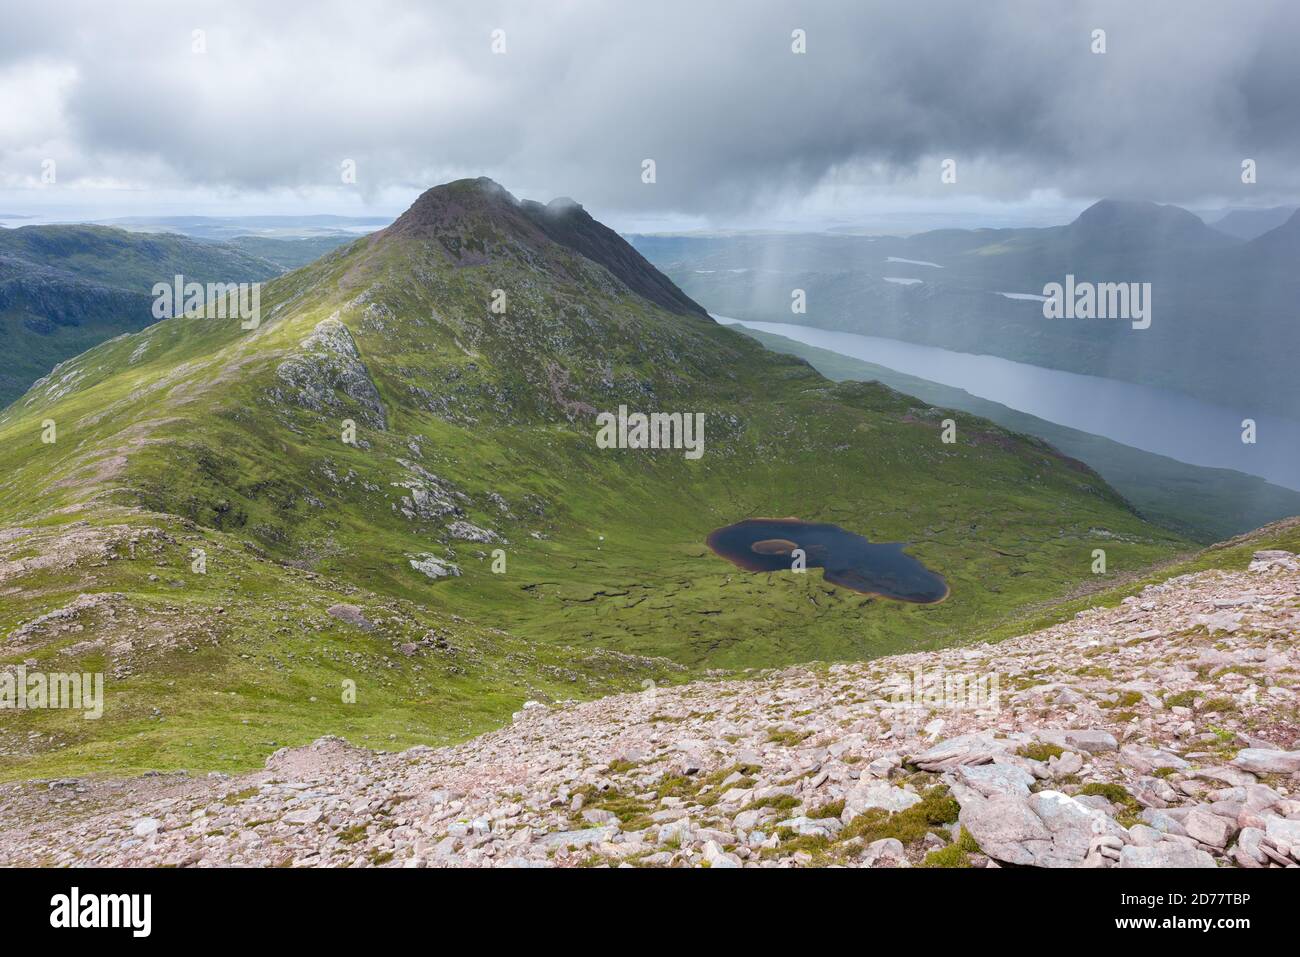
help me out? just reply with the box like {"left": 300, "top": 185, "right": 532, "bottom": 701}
{"left": 1102, "top": 690, "right": 1143, "bottom": 709}
{"left": 920, "top": 843, "right": 971, "bottom": 868}
{"left": 1017, "top": 742, "right": 1064, "bottom": 762}
{"left": 1077, "top": 782, "right": 1142, "bottom": 828}
{"left": 765, "top": 728, "right": 813, "bottom": 747}
{"left": 1164, "top": 690, "right": 1200, "bottom": 709}
{"left": 807, "top": 799, "right": 845, "bottom": 820}
{"left": 1199, "top": 697, "right": 1237, "bottom": 714}
{"left": 840, "top": 786, "right": 959, "bottom": 846}
{"left": 336, "top": 823, "right": 369, "bottom": 845}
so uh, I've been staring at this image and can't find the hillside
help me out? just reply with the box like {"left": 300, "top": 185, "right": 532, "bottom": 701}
{"left": 0, "top": 178, "right": 1192, "bottom": 782}
{"left": 633, "top": 201, "right": 1300, "bottom": 417}
{"left": 1208, "top": 206, "right": 1299, "bottom": 241}
{"left": 2, "top": 538, "right": 1296, "bottom": 867}
{"left": 731, "top": 324, "right": 1300, "bottom": 543}
{"left": 0, "top": 225, "right": 282, "bottom": 407}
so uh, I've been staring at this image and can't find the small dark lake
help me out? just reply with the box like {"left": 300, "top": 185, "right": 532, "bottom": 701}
{"left": 706, "top": 518, "right": 949, "bottom": 604}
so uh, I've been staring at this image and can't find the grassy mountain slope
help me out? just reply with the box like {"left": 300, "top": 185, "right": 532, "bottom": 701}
{"left": 731, "top": 323, "right": 1300, "bottom": 543}
{"left": 1, "top": 179, "right": 1193, "bottom": 781}
{"left": 0, "top": 225, "right": 283, "bottom": 408}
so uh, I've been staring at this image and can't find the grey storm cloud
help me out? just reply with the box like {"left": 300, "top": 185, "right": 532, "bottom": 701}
{"left": 3, "top": 0, "right": 1299, "bottom": 214}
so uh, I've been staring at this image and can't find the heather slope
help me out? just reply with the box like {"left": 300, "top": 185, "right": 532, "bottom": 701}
{"left": 0, "top": 179, "right": 1193, "bottom": 780}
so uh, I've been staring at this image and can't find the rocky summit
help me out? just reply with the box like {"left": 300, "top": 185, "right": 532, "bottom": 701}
{"left": 2, "top": 549, "right": 1296, "bottom": 868}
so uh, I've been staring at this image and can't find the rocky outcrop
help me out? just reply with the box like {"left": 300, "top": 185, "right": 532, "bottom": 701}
{"left": 325, "top": 603, "right": 375, "bottom": 631}
{"left": 1, "top": 552, "right": 1296, "bottom": 868}
{"left": 391, "top": 460, "right": 465, "bottom": 523}
{"left": 272, "top": 315, "right": 387, "bottom": 429}
{"left": 447, "top": 521, "right": 499, "bottom": 544}
{"left": 408, "top": 553, "right": 461, "bottom": 580}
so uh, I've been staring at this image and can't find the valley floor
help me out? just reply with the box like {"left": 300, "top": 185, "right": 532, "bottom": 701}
{"left": 2, "top": 551, "right": 1298, "bottom": 868}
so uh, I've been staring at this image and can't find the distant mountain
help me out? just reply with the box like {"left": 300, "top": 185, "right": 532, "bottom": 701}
{"left": 1067, "top": 199, "right": 1234, "bottom": 251}
{"left": 1206, "top": 205, "right": 1299, "bottom": 241}
{"left": 0, "top": 225, "right": 281, "bottom": 407}
{"left": 1244, "top": 207, "right": 1300, "bottom": 253}
{"left": 634, "top": 199, "right": 1300, "bottom": 418}
{"left": 0, "top": 178, "right": 1188, "bottom": 780}
{"left": 98, "top": 213, "right": 392, "bottom": 241}
{"left": 0, "top": 224, "right": 277, "bottom": 288}
{"left": 227, "top": 234, "right": 360, "bottom": 269}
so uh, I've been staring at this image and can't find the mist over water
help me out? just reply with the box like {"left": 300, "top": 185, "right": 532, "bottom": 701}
{"left": 723, "top": 319, "right": 1300, "bottom": 491}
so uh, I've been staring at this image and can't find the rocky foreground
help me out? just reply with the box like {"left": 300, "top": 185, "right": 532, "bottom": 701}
{"left": 2, "top": 551, "right": 1298, "bottom": 868}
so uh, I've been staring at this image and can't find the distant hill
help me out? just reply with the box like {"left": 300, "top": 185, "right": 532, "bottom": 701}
{"left": 0, "top": 224, "right": 281, "bottom": 407}
{"left": 98, "top": 213, "right": 392, "bottom": 241}
{"left": 227, "top": 234, "right": 360, "bottom": 270}
{"left": 731, "top": 323, "right": 1300, "bottom": 543}
{"left": 1068, "top": 199, "right": 1234, "bottom": 251}
{"left": 634, "top": 199, "right": 1300, "bottom": 418}
{"left": 1206, "top": 205, "right": 1299, "bottom": 240}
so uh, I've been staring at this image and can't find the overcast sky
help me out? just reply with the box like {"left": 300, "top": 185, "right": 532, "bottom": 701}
{"left": 1, "top": 0, "right": 1297, "bottom": 233}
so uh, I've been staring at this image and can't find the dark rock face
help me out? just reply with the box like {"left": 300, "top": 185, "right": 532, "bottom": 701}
{"left": 384, "top": 177, "right": 709, "bottom": 319}
{"left": 518, "top": 196, "right": 709, "bottom": 319}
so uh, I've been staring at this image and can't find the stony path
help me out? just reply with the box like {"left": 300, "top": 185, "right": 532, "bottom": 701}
{"left": 2, "top": 551, "right": 1298, "bottom": 868}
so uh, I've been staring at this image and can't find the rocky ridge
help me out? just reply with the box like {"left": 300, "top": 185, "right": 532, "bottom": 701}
{"left": 1, "top": 550, "right": 1297, "bottom": 868}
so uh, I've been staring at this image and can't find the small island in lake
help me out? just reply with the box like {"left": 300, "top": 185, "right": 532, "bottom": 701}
{"left": 707, "top": 518, "right": 949, "bottom": 604}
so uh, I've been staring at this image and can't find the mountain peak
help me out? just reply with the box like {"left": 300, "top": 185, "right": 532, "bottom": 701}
{"left": 392, "top": 178, "right": 582, "bottom": 226}
{"left": 384, "top": 177, "right": 706, "bottom": 318}
{"left": 1074, "top": 198, "right": 1203, "bottom": 230}
{"left": 386, "top": 177, "right": 518, "bottom": 235}
{"left": 1060, "top": 198, "right": 1232, "bottom": 252}
{"left": 1069, "top": 199, "right": 1231, "bottom": 248}
{"left": 543, "top": 196, "right": 583, "bottom": 212}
